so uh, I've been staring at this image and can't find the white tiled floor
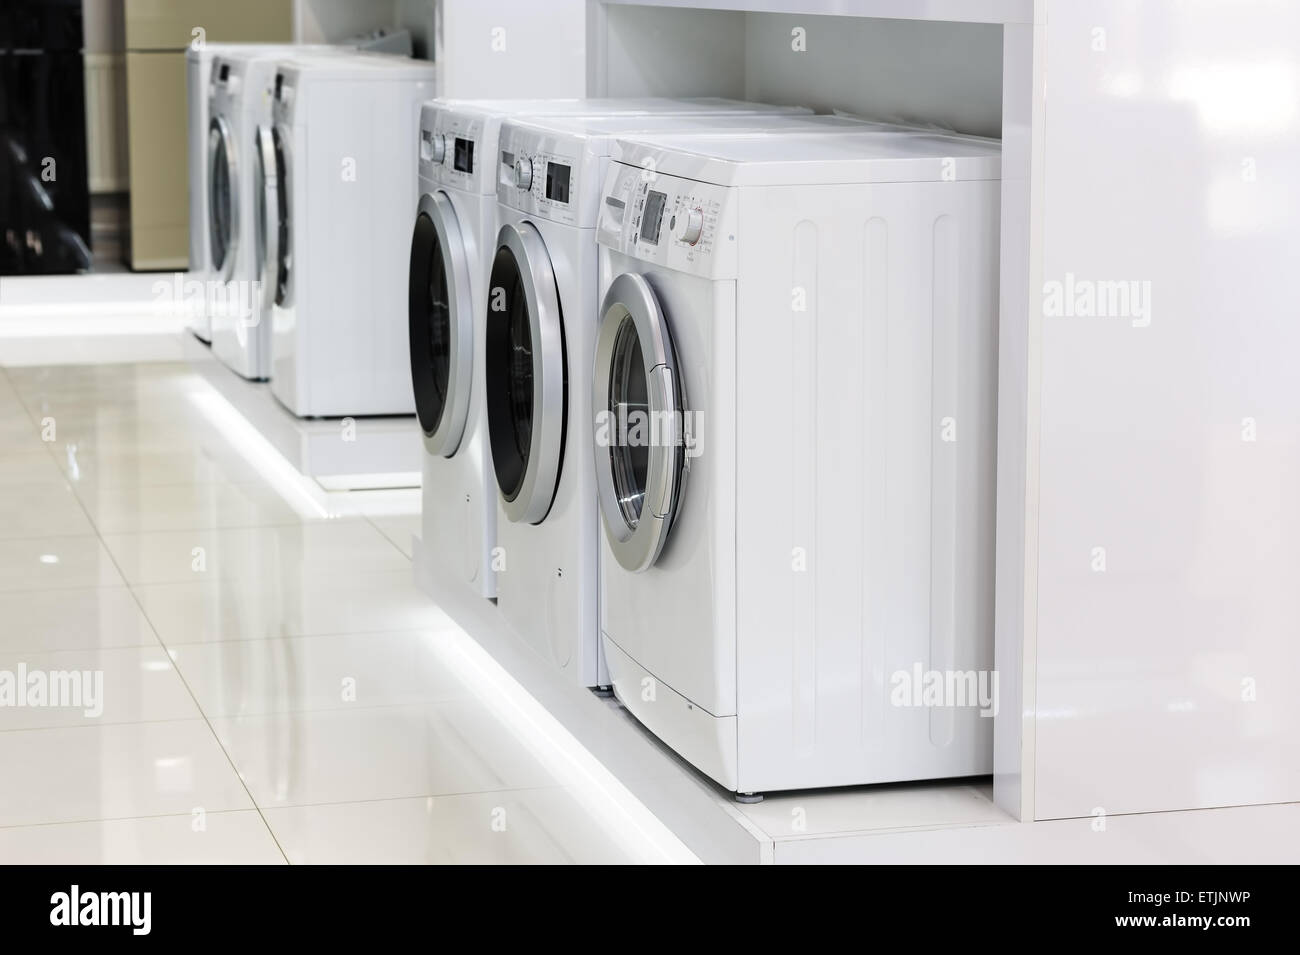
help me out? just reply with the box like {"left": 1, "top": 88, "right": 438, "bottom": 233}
{"left": 12, "top": 361, "right": 1283, "bottom": 865}
{"left": 0, "top": 362, "right": 693, "bottom": 864}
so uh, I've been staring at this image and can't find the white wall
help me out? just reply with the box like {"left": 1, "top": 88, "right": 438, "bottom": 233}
{"left": 598, "top": 5, "right": 746, "bottom": 98}
{"left": 435, "top": 0, "right": 587, "bottom": 98}
{"left": 294, "top": 0, "right": 398, "bottom": 43}
{"left": 1023, "top": 0, "right": 1300, "bottom": 820}
{"left": 594, "top": 6, "right": 1003, "bottom": 132}
{"left": 744, "top": 13, "right": 1003, "bottom": 136}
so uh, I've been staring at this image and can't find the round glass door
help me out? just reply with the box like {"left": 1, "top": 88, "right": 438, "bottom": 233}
{"left": 593, "top": 272, "right": 687, "bottom": 572}
{"left": 408, "top": 192, "right": 473, "bottom": 455}
{"left": 207, "top": 116, "right": 237, "bottom": 278}
{"left": 484, "top": 222, "right": 566, "bottom": 525}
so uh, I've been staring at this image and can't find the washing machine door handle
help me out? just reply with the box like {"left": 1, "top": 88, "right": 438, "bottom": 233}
{"left": 269, "top": 125, "right": 293, "bottom": 308}
{"left": 645, "top": 363, "right": 678, "bottom": 520}
{"left": 593, "top": 272, "right": 687, "bottom": 574}
{"left": 255, "top": 125, "right": 278, "bottom": 319}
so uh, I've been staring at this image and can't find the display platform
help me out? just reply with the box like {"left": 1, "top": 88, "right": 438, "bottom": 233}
{"left": 182, "top": 331, "right": 421, "bottom": 488}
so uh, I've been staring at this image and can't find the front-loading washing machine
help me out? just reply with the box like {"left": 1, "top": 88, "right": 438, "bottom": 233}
{"left": 206, "top": 47, "right": 342, "bottom": 380}
{"left": 483, "top": 111, "right": 883, "bottom": 688}
{"left": 187, "top": 38, "right": 407, "bottom": 345}
{"left": 593, "top": 128, "right": 1003, "bottom": 796}
{"left": 410, "top": 98, "right": 816, "bottom": 605}
{"left": 265, "top": 52, "right": 436, "bottom": 417}
{"left": 188, "top": 43, "right": 255, "bottom": 342}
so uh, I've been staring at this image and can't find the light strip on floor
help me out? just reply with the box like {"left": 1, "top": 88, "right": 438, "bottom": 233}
{"left": 425, "top": 623, "right": 701, "bottom": 865}
{"left": 0, "top": 311, "right": 189, "bottom": 335}
{"left": 186, "top": 388, "right": 333, "bottom": 520}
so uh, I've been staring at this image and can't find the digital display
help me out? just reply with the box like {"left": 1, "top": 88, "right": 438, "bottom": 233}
{"left": 274, "top": 74, "right": 283, "bottom": 99}
{"left": 640, "top": 190, "right": 667, "bottom": 243}
{"left": 545, "top": 162, "right": 571, "bottom": 203}
{"left": 454, "top": 137, "right": 474, "bottom": 173}
{"left": 219, "top": 63, "right": 230, "bottom": 81}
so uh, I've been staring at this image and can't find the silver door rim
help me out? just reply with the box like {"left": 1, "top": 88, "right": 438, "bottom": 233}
{"left": 208, "top": 115, "right": 238, "bottom": 281}
{"left": 593, "top": 272, "right": 685, "bottom": 573}
{"left": 255, "top": 125, "right": 278, "bottom": 317}
{"left": 494, "top": 221, "right": 565, "bottom": 525}
{"left": 417, "top": 191, "right": 474, "bottom": 457}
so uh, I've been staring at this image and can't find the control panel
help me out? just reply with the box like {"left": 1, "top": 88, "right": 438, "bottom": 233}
{"left": 419, "top": 105, "right": 492, "bottom": 194}
{"left": 495, "top": 124, "right": 607, "bottom": 228}
{"left": 497, "top": 148, "right": 583, "bottom": 225}
{"left": 596, "top": 160, "right": 736, "bottom": 279}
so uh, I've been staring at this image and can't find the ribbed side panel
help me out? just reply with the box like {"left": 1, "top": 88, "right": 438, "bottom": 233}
{"left": 929, "top": 214, "right": 959, "bottom": 748}
{"left": 84, "top": 53, "right": 128, "bottom": 194}
{"left": 790, "top": 219, "right": 819, "bottom": 752}
{"left": 861, "top": 216, "right": 889, "bottom": 746}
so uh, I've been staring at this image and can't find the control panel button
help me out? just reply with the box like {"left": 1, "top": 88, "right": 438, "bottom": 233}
{"left": 670, "top": 207, "right": 704, "bottom": 246}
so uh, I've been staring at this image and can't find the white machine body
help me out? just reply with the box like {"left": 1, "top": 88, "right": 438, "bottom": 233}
{"left": 267, "top": 52, "right": 436, "bottom": 417}
{"left": 594, "top": 129, "right": 1003, "bottom": 793}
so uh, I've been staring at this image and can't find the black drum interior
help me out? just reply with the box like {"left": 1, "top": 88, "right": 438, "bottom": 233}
{"left": 407, "top": 210, "right": 453, "bottom": 438}
{"left": 484, "top": 242, "right": 567, "bottom": 510}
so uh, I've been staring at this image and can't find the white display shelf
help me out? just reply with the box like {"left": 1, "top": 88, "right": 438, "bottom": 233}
{"left": 596, "top": 0, "right": 1037, "bottom": 26}
{"left": 182, "top": 331, "right": 422, "bottom": 487}
{"left": 414, "top": 537, "right": 1298, "bottom": 864}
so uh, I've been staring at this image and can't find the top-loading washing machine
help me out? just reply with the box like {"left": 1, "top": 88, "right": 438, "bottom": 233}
{"left": 410, "top": 98, "right": 816, "bottom": 605}
{"left": 264, "top": 51, "right": 437, "bottom": 417}
{"left": 482, "top": 111, "right": 887, "bottom": 688}
{"left": 591, "top": 127, "right": 1003, "bottom": 796}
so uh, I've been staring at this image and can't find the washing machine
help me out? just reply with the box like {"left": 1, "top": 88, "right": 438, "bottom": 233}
{"left": 186, "top": 38, "right": 408, "bottom": 345}
{"left": 266, "top": 52, "right": 436, "bottom": 417}
{"left": 483, "top": 111, "right": 885, "bottom": 688}
{"left": 187, "top": 42, "right": 263, "bottom": 343}
{"left": 593, "top": 128, "right": 1003, "bottom": 796}
{"left": 206, "top": 47, "right": 327, "bottom": 379}
{"left": 410, "top": 98, "right": 816, "bottom": 605}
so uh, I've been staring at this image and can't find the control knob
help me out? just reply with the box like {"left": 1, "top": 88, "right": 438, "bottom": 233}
{"left": 670, "top": 206, "right": 704, "bottom": 245}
